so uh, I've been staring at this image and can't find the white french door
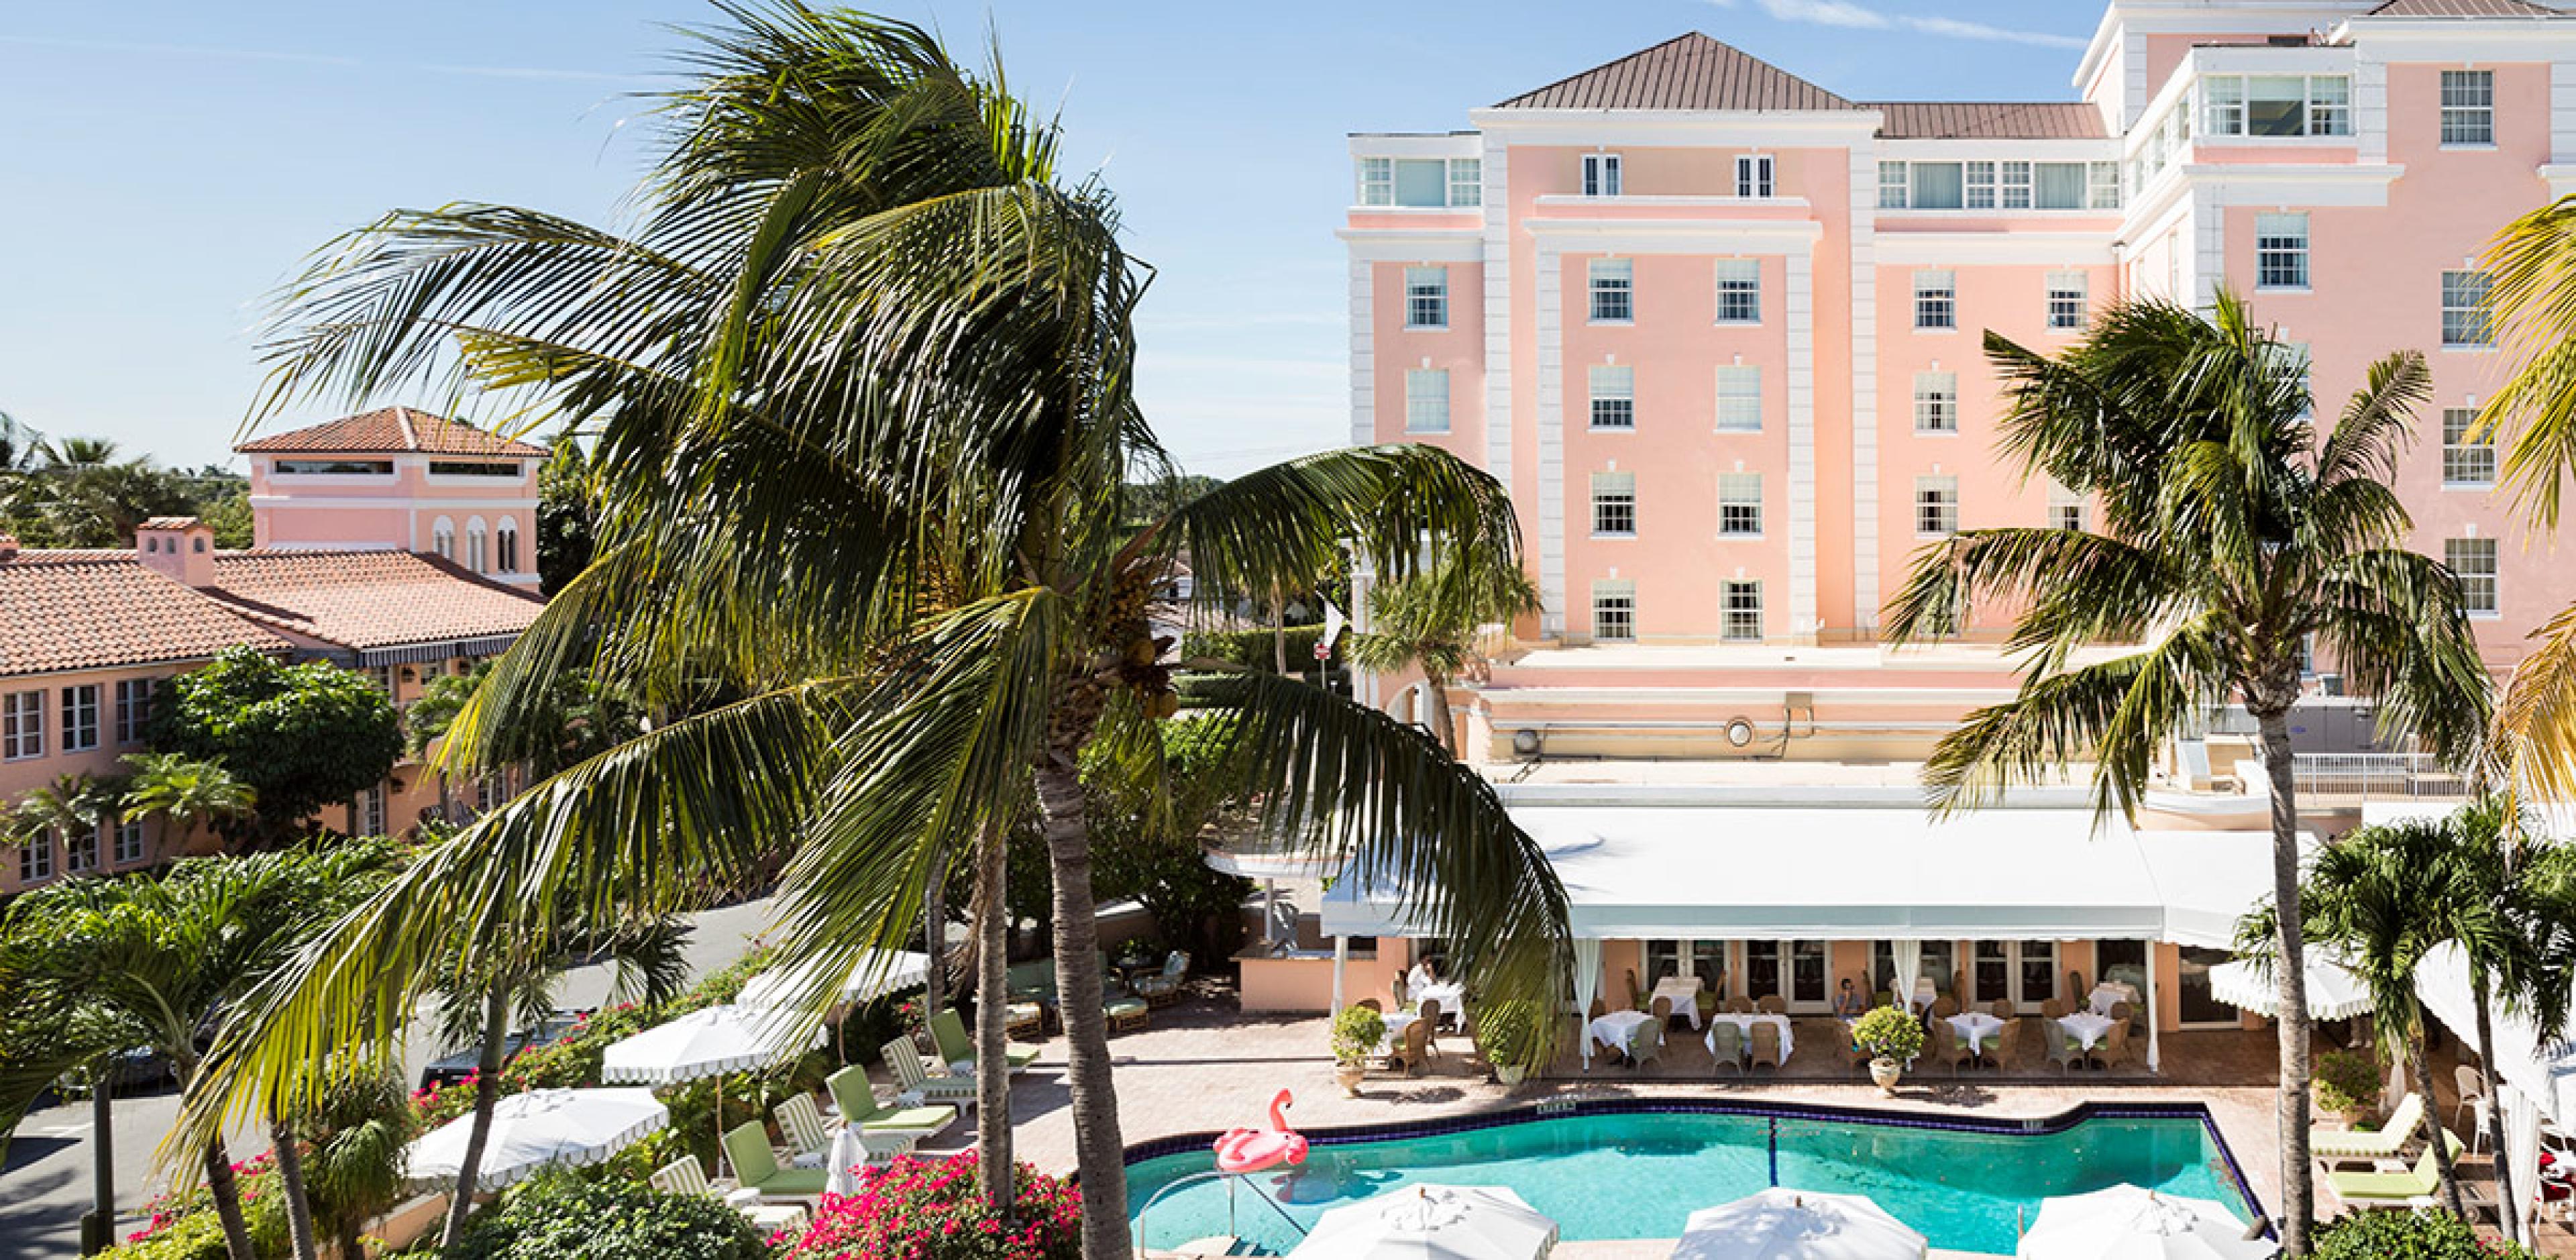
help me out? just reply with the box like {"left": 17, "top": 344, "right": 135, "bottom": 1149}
{"left": 1972, "top": 940, "right": 2059, "bottom": 1012}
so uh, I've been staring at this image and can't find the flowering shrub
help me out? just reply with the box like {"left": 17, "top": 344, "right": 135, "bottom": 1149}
{"left": 781, "top": 1153, "right": 1081, "bottom": 1260}
{"left": 109, "top": 1153, "right": 287, "bottom": 1259}
{"left": 1851, "top": 1006, "right": 1925, "bottom": 1063}
{"left": 443, "top": 1172, "right": 771, "bottom": 1260}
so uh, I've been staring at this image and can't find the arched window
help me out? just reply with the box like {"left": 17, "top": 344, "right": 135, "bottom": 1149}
{"left": 465, "top": 517, "right": 488, "bottom": 574}
{"left": 431, "top": 517, "right": 455, "bottom": 561}
{"left": 496, "top": 518, "right": 520, "bottom": 574}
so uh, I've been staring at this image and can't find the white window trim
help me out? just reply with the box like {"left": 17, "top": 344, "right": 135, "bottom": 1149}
{"left": 1717, "top": 472, "right": 1765, "bottom": 540}
{"left": 1582, "top": 152, "right": 1623, "bottom": 199}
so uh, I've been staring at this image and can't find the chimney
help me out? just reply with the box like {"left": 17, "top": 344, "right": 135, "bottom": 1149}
{"left": 0, "top": 534, "right": 17, "bottom": 563}
{"left": 136, "top": 517, "right": 216, "bottom": 588}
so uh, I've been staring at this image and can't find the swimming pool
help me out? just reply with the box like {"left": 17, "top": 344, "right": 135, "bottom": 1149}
{"left": 1126, "top": 1100, "right": 2263, "bottom": 1257}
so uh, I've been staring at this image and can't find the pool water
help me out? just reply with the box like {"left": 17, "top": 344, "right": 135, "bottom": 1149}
{"left": 1127, "top": 1108, "right": 2253, "bottom": 1257}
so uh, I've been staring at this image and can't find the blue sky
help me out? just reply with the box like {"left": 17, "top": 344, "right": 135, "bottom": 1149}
{"left": 0, "top": 1, "right": 2094, "bottom": 477}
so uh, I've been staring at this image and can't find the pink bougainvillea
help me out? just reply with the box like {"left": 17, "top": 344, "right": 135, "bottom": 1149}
{"left": 780, "top": 1153, "right": 1081, "bottom": 1260}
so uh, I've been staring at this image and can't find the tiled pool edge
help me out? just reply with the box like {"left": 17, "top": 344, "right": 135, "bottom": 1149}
{"left": 1118, "top": 1096, "right": 2273, "bottom": 1242}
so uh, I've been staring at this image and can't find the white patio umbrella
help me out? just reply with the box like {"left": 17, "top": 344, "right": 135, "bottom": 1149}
{"left": 1671, "top": 1188, "right": 1926, "bottom": 1260}
{"left": 1289, "top": 1184, "right": 1558, "bottom": 1260}
{"left": 2209, "top": 947, "right": 2373, "bottom": 1021}
{"left": 737, "top": 949, "right": 934, "bottom": 1010}
{"left": 2016, "top": 1185, "right": 2273, "bottom": 1260}
{"left": 405, "top": 1087, "right": 667, "bottom": 1190}
{"left": 601, "top": 1004, "right": 822, "bottom": 1173}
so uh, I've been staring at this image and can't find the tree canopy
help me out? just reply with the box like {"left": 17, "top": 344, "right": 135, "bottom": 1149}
{"left": 148, "top": 647, "right": 404, "bottom": 844}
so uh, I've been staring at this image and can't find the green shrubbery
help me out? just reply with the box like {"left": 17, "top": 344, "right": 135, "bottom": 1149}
{"left": 1179, "top": 625, "right": 1328, "bottom": 672}
{"left": 2312, "top": 1049, "right": 2381, "bottom": 1118}
{"left": 442, "top": 1173, "right": 773, "bottom": 1260}
{"left": 2312, "top": 1208, "right": 2542, "bottom": 1259}
{"left": 1851, "top": 1007, "right": 1925, "bottom": 1062}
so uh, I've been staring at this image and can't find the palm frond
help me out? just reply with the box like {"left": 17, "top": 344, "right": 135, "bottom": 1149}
{"left": 2479, "top": 195, "right": 2576, "bottom": 529}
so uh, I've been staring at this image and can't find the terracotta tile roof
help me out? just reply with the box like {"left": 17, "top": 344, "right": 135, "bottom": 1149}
{"left": 0, "top": 553, "right": 292, "bottom": 677}
{"left": 1493, "top": 34, "right": 1858, "bottom": 111}
{"left": 201, "top": 551, "right": 544, "bottom": 653}
{"left": 236, "top": 407, "right": 547, "bottom": 458}
{"left": 2364, "top": 0, "right": 2557, "bottom": 15}
{"left": 1870, "top": 101, "right": 2111, "bottom": 140}
{"left": 138, "top": 516, "right": 207, "bottom": 531}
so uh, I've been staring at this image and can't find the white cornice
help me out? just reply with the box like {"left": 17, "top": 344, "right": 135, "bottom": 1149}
{"left": 1878, "top": 138, "right": 2119, "bottom": 160}
{"left": 1873, "top": 230, "right": 2118, "bottom": 266}
{"left": 1533, "top": 193, "right": 1813, "bottom": 209}
{"left": 2080, "top": 4, "right": 2378, "bottom": 90}
{"left": 2544, "top": 162, "right": 2576, "bottom": 196}
{"left": 1521, "top": 217, "right": 1825, "bottom": 254}
{"left": 2180, "top": 160, "right": 2405, "bottom": 206}
{"left": 2332, "top": 18, "right": 2576, "bottom": 55}
{"left": 1338, "top": 229, "right": 1484, "bottom": 262}
{"left": 1346, "top": 133, "right": 1481, "bottom": 158}
{"left": 1468, "top": 109, "right": 1884, "bottom": 149}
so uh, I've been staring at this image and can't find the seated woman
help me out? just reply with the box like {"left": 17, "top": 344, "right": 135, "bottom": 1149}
{"left": 1405, "top": 960, "right": 1437, "bottom": 1002}
{"left": 1832, "top": 978, "right": 1870, "bottom": 1020}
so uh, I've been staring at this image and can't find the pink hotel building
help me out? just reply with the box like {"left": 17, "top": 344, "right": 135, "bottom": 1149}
{"left": 1340, "top": 0, "right": 2576, "bottom": 768}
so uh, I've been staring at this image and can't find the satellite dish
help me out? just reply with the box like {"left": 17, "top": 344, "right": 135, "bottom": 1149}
{"left": 1724, "top": 717, "right": 1756, "bottom": 748}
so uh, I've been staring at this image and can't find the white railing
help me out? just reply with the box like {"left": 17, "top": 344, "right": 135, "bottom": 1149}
{"left": 2289, "top": 752, "right": 2469, "bottom": 802}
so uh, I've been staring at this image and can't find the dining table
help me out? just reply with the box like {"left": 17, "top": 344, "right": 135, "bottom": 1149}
{"left": 1704, "top": 1012, "right": 1795, "bottom": 1062}
{"left": 1945, "top": 1010, "right": 2004, "bottom": 1054}
{"left": 2058, "top": 1010, "right": 2117, "bottom": 1051}
{"left": 1585, "top": 1009, "right": 1654, "bottom": 1064}
{"left": 2087, "top": 982, "right": 2139, "bottom": 1016}
{"left": 1649, "top": 975, "right": 1706, "bottom": 1028}
{"left": 1376, "top": 1008, "right": 1421, "bottom": 1054}
{"left": 1411, "top": 979, "right": 1468, "bottom": 1016}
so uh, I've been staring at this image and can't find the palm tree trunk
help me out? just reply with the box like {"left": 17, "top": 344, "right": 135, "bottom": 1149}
{"left": 1034, "top": 751, "right": 1130, "bottom": 1260}
{"left": 201, "top": 1139, "right": 258, "bottom": 1260}
{"left": 439, "top": 984, "right": 512, "bottom": 1248}
{"left": 925, "top": 857, "right": 947, "bottom": 1016}
{"left": 272, "top": 1114, "right": 319, "bottom": 1260}
{"left": 2405, "top": 1025, "right": 2471, "bottom": 1218}
{"left": 2257, "top": 710, "right": 2316, "bottom": 1254}
{"left": 1422, "top": 676, "right": 1459, "bottom": 756}
{"left": 2471, "top": 965, "right": 2517, "bottom": 1241}
{"left": 974, "top": 819, "right": 1015, "bottom": 1216}
{"left": 87, "top": 1066, "right": 113, "bottom": 1257}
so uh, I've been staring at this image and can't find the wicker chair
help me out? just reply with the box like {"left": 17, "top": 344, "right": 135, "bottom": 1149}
{"left": 1630, "top": 1016, "right": 1664, "bottom": 1070}
{"left": 1841, "top": 1031, "right": 1873, "bottom": 1078}
{"left": 1708, "top": 1021, "right": 1746, "bottom": 1075}
{"left": 1755, "top": 994, "right": 1787, "bottom": 1015}
{"left": 1929, "top": 996, "right": 1960, "bottom": 1020}
{"left": 1357, "top": 998, "right": 1383, "bottom": 1013}
{"left": 2045, "top": 1023, "right": 2087, "bottom": 1073}
{"left": 1723, "top": 996, "right": 1755, "bottom": 1014}
{"left": 1749, "top": 1022, "right": 1785, "bottom": 1073}
{"left": 1946, "top": 1024, "right": 1980, "bottom": 1075}
{"left": 1393, "top": 1017, "right": 1432, "bottom": 1075}
{"left": 1651, "top": 994, "right": 1675, "bottom": 1031}
{"left": 2092, "top": 1020, "right": 2131, "bottom": 1070}
{"left": 1988, "top": 1000, "right": 2012, "bottom": 1021}
{"left": 2040, "top": 998, "right": 2069, "bottom": 1021}
{"left": 1991, "top": 1015, "right": 2023, "bottom": 1069}
{"left": 1419, "top": 998, "right": 1446, "bottom": 1057}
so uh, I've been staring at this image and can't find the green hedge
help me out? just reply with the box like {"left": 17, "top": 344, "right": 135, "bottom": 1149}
{"left": 443, "top": 1173, "right": 772, "bottom": 1260}
{"left": 1180, "top": 625, "right": 1329, "bottom": 673}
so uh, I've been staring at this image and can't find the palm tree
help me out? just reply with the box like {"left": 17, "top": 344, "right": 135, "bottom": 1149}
{"left": 122, "top": 752, "right": 258, "bottom": 850}
{"left": 1884, "top": 293, "right": 2491, "bottom": 1253}
{"left": 1345, "top": 553, "right": 1542, "bottom": 755}
{"left": 2440, "top": 795, "right": 2576, "bottom": 1245}
{"left": 7, "top": 774, "right": 114, "bottom": 868}
{"left": 298, "top": 1065, "right": 415, "bottom": 1260}
{"left": 0, "top": 843, "right": 402, "bottom": 1260}
{"left": 175, "top": 10, "right": 1568, "bottom": 1258}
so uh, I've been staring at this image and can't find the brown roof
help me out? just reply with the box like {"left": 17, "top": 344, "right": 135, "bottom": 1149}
{"left": 237, "top": 407, "right": 547, "bottom": 458}
{"left": 0, "top": 553, "right": 292, "bottom": 677}
{"left": 1870, "top": 101, "right": 2110, "bottom": 140}
{"left": 1494, "top": 34, "right": 1858, "bottom": 111}
{"left": 2364, "top": 0, "right": 2557, "bottom": 15}
{"left": 201, "top": 551, "right": 544, "bottom": 652}
{"left": 138, "top": 516, "right": 208, "bottom": 531}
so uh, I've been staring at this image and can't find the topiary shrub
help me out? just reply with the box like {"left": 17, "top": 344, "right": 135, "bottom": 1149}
{"left": 1330, "top": 1005, "right": 1387, "bottom": 1065}
{"left": 2313, "top": 1208, "right": 2542, "bottom": 1259}
{"left": 780, "top": 1153, "right": 1080, "bottom": 1260}
{"left": 1851, "top": 1006, "right": 1924, "bottom": 1063}
{"left": 442, "top": 1172, "right": 773, "bottom": 1260}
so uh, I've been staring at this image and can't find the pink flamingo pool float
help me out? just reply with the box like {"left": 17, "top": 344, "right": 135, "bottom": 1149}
{"left": 1212, "top": 1089, "right": 1308, "bottom": 1174}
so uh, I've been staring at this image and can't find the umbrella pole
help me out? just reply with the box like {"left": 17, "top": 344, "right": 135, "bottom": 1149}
{"left": 714, "top": 1077, "right": 726, "bottom": 1180}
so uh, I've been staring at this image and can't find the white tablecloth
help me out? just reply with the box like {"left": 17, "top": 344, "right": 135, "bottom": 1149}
{"left": 1947, "top": 1011, "right": 2004, "bottom": 1053}
{"left": 1705, "top": 1012, "right": 1795, "bottom": 1062}
{"left": 1585, "top": 1010, "right": 1653, "bottom": 1059}
{"left": 2059, "top": 1011, "right": 2116, "bottom": 1050}
{"left": 1650, "top": 976, "right": 1706, "bottom": 1028}
{"left": 1411, "top": 980, "right": 1466, "bottom": 1014}
{"left": 2088, "top": 982, "right": 2139, "bottom": 1016}
{"left": 1376, "top": 1009, "right": 1420, "bottom": 1054}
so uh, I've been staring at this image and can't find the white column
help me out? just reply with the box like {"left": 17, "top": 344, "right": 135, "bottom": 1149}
{"left": 1533, "top": 244, "right": 1566, "bottom": 637}
{"left": 1263, "top": 878, "right": 1279, "bottom": 949}
{"left": 2146, "top": 941, "right": 2163, "bottom": 1073}
{"left": 1785, "top": 248, "right": 1819, "bottom": 639}
{"left": 1332, "top": 935, "right": 1350, "bottom": 1012}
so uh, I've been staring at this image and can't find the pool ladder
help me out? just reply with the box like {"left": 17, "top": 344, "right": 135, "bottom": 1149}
{"left": 1134, "top": 1169, "right": 1309, "bottom": 1255}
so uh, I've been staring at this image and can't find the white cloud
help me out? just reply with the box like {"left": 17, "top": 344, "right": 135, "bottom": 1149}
{"left": 1704, "top": 0, "right": 2088, "bottom": 49}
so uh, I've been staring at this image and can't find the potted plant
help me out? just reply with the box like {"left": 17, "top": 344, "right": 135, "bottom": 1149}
{"left": 1330, "top": 1005, "right": 1385, "bottom": 1096}
{"left": 1851, "top": 1007, "right": 1925, "bottom": 1096}
{"left": 2313, "top": 1049, "right": 2381, "bottom": 1128}
{"left": 1474, "top": 1000, "right": 1544, "bottom": 1088}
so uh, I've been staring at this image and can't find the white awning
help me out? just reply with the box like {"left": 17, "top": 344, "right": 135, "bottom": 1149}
{"left": 1322, "top": 804, "right": 2289, "bottom": 947}
{"left": 2418, "top": 941, "right": 2576, "bottom": 1126}
{"left": 2210, "top": 945, "right": 2375, "bottom": 1020}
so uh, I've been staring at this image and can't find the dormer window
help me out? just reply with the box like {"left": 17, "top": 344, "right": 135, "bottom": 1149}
{"left": 1356, "top": 156, "right": 1481, "bottom": 208}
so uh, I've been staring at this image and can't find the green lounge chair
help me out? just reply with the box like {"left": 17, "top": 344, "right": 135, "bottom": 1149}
{"left": 649, "top": 1154, "right": 808, "bottom": 1233}
{"left": 884, "top": 1037, "right": 979, "bottom": 1108}
{"left": 928, "top": 1008, "right": 1040, "bottom": 1075}
{"left": 2326, "top": 1133, "right": 2463, "bottom": 1209}
{"left": 826, "top": 1063, "right": 956, "bottom": 1155}
{"left": 722, "top": 1121, "right": 830, "bottom": 1200}
{"left": 2314, "top": 1093, "right": 2423, "bottom": 1165}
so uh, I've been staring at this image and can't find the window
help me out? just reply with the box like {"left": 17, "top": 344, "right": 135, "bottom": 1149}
{"left": 1910, "top": 161, "right": 1965, "bottom": 210}
{"left": 1591, "top": 580, "right": 1635, "bottom": 641}
{"left": 1721, "top": 580, "right": 1763, "bottom": 642}
{"left": 1718, "top": 472, "right": 1763, "bottom": 537}
{"left": 1873, "top": 940, "right": 1957, "bottom": 998}
{"left": 2255, "top": 213, "right": 2309, "bottom": 290}
{"left": 1713, "top": 260, "right": 1761, "bottom": 324}
{"left": 272, "top": 458, "right": 393, "bottom": 476}
{"left": 2448, "top": 537, "right": 2499, "bottom": 615}
{"left": 1644, "top": 939, "right": 1726, "bottom": 986}
{"left": 466, "top": 521, "right": 488, "bottom": 574}
{"left": 113, "top": 819, "right": 146, "bottom": 867}
{"left": 3, "top": 690, "right": 42, "bottom": 760}
{"left": 1448, "top": 158, "right": 1482, "bottom": 207}
{"left": 115, "top": 678, "right": 156, "bottom": 745}
{"left": 475, "top": 775, "right": 504, "bottom": 815}
{"left": 1914, "top": 270, "right": 1956, "bottom": 330}
{"left": 1590, "top": 471, "right": 1636, "bottom": 537}
{"left": 19, "top": 836, "right": 52, "bottom": 886}
{"left": 2442, "top": 70, "right": 2495, "bottom": 146}
{"left": 2048, "top": 484, "right": 2088, "bottom": 533}
{"left": 1913, "top": 372, "right": 1959, "bottom": 433}
{"left": 1587, "top": 258, "right": 1633, "bottom": 323}
{"left": 496, "top": 519, "right": 520, "bottom": 574}
{"left": 2200, "top": 74, "right": 2353, "bottom": 137}
{"left": 1715, "top": 366, "right": 1763, "bottom": 432}
{"left": 1358, "top": 156, "right": 1481, "bottom": 208}
{"left": 2443, "top": 270, "right": 2493, "bottom": 347}
{"left": 2443, "top": 407, "right": 2496, "bottom": 486}
{"left": 1588, "top": 365, "right": 1635, "bottom": 431}
{"left": 367, "top": 664, "right": 396, "bottom": 696}
{"left": 64, "top": 826, "right": 97, "bottom": 875}
{"left": 360, "top": 782, "right": 386, "bottom": 837}
{"left": 431, "top": 518, "right": 455, "bottom": 562}
{"left": 1745, "top": 941, "right": 1826, "bottom": 1004}
{"left": 1878, "top": 160, "right": 1909, "bottom": 209}
{"left": 1359, "top": 156, "right": 1391, "bottom": 205}
{"left": 1582, "top": 152, "right": 1622, "bottom": 198}
{"left": 60, "top": 684, "right": 99, "bottom": 753}
{"left": 1391, "top": 158, "right": 1443, "bottom": 206}
{"left": 1404, "top": 368, "right": 1451, "bottom": 434}
{"left": 2000, "top": 160, "right": 2033, "bottom": 210}
{"left": 2046, "top": 272, "right": 2089, "bottom": 331}
{"left": 2088, "top": 161, "right": 2123, "bottom": 210}
{"left": 1735, "top": 154, "right": 1774, "bottom": 198}
{"left": 425, "top": 460, "right": 519, "bottom": 477}
{"left": 1403, "top": 266, "right": 1448, "bottom": 329}
{"left": 1915, "top": 476, "right": 1960, "bottom": 535}
{"left": 1966, "top": 160, "right": 1996, "bottom": 210}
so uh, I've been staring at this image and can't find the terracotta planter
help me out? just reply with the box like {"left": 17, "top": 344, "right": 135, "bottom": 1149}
{"left": 1869, "top": 1057, "right": 1902, "bottom": 1096}
{"left": 1336, "top": 1063, "right": 1366, "bottom": 1096}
